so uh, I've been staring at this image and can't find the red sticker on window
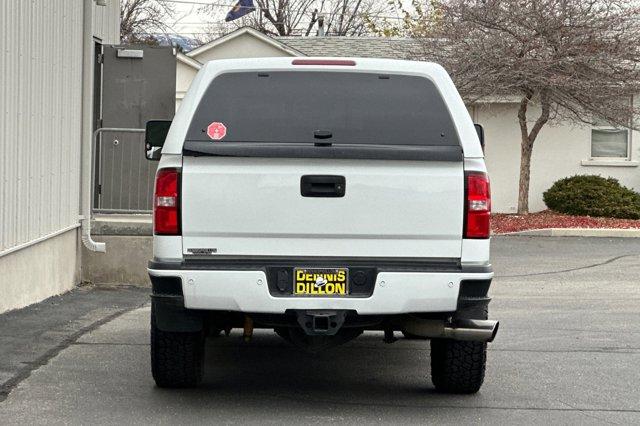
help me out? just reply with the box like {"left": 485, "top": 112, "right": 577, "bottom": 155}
{"left": 206, "top": 122, "right": 227, "bottom": 140}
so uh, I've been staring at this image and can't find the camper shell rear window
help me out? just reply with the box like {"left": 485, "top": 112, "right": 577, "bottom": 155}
{"left": 183, "top": 71, "right": 462, "bottom": 161}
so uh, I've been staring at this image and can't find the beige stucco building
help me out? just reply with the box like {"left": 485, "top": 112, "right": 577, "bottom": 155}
{"left": 176, "top": 27, "right": 639, "bottom": 214}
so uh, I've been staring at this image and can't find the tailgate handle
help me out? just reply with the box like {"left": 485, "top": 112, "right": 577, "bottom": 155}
{"left": 300, "top": 175, "right": 345, "bottom": 198}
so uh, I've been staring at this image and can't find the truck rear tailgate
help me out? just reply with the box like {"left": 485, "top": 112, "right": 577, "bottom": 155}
{"left": 181, "top": 156, "right": 463, "bottom": 258}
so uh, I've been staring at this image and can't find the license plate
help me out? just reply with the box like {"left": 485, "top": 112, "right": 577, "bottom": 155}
{"left": 293, "top": 268, "right": 349, "bottom": 296}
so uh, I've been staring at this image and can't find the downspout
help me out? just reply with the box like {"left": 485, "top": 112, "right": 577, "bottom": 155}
{"left": 80, "top": 0, "right": 106, "bottom": 252}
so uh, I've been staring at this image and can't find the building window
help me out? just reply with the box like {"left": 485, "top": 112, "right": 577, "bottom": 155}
{"left": 590, "top": 125, "right": 630, "bottom": 159}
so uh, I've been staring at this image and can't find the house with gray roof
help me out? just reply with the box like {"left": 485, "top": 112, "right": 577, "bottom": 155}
{"left": 176, "top": 27, "right": 640, "bottom": 214}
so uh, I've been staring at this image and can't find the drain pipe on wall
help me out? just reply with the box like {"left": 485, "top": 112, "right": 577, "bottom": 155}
{"left": 80, "top": 0, "right": 106, "bottom": 253}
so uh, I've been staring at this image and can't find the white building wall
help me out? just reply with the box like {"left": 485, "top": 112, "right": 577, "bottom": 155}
{"left": 0, "top": 230, "right": 81, "bottom": 313}
{"left": 92, "top": 0, "right": 121, "bottom": 44}
{"left": 0, "top": 0, "right": 84, "bottom": 255}
{"left": 193, "top": 33, "right": 296, "bottom": 62}
{"left": 476, "top": 103, "right": 640, "bottom": 213}
{"left": 0, "top": 0, "right": 119, "bottom": 313}
{"left": 176, "top": 60, "right": 199, "bottom": 110}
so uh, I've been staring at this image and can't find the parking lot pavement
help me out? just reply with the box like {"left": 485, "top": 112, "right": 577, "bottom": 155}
{"left": 0, "top": 284, "right": 149, "bottom": 401}
{"left": 1, "top": 236, "right": 640, "bottom": 424}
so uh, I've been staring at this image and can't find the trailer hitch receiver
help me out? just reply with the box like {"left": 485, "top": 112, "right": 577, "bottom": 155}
{"left": 295, "top": 310, "right": 347, "bottom": 336}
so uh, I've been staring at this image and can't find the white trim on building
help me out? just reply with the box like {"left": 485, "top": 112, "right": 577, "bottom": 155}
{"left": 177, "top": 52, "right": 202, "bottom": 70}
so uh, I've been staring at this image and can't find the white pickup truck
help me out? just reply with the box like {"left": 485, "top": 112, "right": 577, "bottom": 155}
{"left": 145, "top": 57, "right": 497, "bottom": 394}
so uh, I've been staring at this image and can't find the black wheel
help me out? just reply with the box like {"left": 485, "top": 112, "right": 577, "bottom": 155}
{"left": 430, "top": 304, "right": 489, "bottom": 394}
{"left": 150, "top": 307, "right": 205, "bottom": 388}
{"left": 430, "top": 339, "right": 487, "bottom": 394}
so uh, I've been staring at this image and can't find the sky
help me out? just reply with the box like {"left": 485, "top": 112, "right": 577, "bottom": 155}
{"left": 156, "top": 0, "right": 413, "bottom": 39}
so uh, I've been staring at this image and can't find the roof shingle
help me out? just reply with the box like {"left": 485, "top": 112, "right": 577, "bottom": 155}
{"left": 274, "top": 37, "right": 421, "bottom": 59}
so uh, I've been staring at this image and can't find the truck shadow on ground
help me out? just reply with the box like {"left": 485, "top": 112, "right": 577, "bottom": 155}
{"left": 162, "top": 330, "right": 482, "bottom": 406}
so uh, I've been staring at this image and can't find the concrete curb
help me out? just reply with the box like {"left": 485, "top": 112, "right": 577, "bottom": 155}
{"left": 92, "top": 214, "right": 151, "bottom": 236}
{"left": 496, "top": 228, "right": 640, "bottom": 238}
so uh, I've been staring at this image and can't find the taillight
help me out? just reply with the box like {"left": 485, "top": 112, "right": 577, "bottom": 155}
{"left": 464, "top": 172, "right": 491, "bottom": 239}
{"left": 154, "top": 168, "right": 180, "bottom": 235}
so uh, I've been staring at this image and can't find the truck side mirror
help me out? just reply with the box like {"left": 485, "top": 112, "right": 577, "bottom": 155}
{"left": 145, "top": 120, "right": 172, "bottom": 161}
{"left": 474, "top": 123, "right": 485, "bottom": 151}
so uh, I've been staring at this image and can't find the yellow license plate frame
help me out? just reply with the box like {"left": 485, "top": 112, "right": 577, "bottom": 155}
{"left": 293, "top": 268, "right": 349, "bottom": 296}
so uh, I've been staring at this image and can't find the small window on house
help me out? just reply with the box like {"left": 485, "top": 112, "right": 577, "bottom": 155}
{"left": 591, "top": 121, "right": 630, "bottom": 159}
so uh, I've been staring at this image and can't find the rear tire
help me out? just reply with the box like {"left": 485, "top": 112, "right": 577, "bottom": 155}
{"left": 430, "top": 339, "right": 487, "bottom": 394}
{"left": 151, "top": 309, "right": 205, "bottom": 388}
{"left": 430, "top": 303, "right": 488, "bottom": 394}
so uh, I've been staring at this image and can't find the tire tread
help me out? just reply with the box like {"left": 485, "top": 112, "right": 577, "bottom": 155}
{"left": 430, "top": 339, "right": 487, "bottom": 394}
{"left": 150, "top": 310, "right": 204, "bottom": 388}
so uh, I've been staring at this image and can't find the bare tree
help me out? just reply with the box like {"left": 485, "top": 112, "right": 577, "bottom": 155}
{"left": 253, "top": 0, "right": 317, "bottom": 36}
{"left": 120, "top": 0, "right": 176, "bottom": 43}
{"left": 200, "top": 0, "right": 393, "bottom": 37}
{"left": 409, "top": 0, "right": 640, "bottom": 213}
{"left": 367, "top": 0, "right": 433, "bottom": 37}
{"left": 321, "top": 0, "right": 390, "bottom": 36}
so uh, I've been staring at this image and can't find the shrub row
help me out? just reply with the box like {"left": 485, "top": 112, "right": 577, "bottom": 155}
{"left": 543, "top": 175, "right": 640, "bottom": 219}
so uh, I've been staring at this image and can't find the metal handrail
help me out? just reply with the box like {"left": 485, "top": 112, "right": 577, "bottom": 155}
{"left": 92, "top": 127, "right": 146, "bottom": 214}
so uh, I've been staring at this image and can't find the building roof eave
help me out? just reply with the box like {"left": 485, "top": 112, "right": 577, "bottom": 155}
{"left": 187, "top": 27, "right": 305, "bottom": 59}
{"left": 177, "top": 52, "right": 202, "bottom": 70}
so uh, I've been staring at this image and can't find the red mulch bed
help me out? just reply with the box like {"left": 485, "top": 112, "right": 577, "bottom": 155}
{"left": 492, "top": 210, "right": 640, "bottom": 234}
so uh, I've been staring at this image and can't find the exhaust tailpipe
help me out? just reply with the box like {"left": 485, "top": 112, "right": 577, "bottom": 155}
{"left": 443, "top": 319, "right": 499, "bottom": 342}
{"left": 401, "top": 318, "right": 499, "bottom": 342}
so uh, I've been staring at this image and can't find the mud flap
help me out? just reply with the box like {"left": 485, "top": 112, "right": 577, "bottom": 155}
{"left": 151, "top": 295, "right": 203, "bottom": 333}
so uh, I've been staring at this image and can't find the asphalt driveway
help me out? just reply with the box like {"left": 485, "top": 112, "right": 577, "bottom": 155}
{"left": 1, "top": 236, "right": 639, "bottom": 424}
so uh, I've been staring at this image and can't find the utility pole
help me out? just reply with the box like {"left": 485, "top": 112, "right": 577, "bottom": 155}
{"left": 317, "top": 14, "right": 325, "bottom": 37}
